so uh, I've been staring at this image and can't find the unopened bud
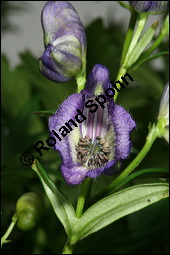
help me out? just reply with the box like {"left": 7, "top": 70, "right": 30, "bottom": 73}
{"left": 16, "top": 192, "right": 43, "bottom": 231}
{"left": 129, "top": 1, "right": 169, "bottom": 15}
{"left": 39, "top": 1, "right": 87, "bottom": 82}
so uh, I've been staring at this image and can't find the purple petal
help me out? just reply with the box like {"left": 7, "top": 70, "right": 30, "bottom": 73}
{"left": 86, "top": 157, "right": 121, "bottom": 179}
{"left": 112, "top": 104, "right": 136, "bottom": 159}
{"left": 39, "top": 46, "right": 71, "bottom": 82}
{"left": 87, "top": 159, "right": 117, "bottom": 178}
{"left": 61, "top": 164, "right": 88, "bottom": 185}
{"left": 49, "top": 92, "right": 90, "bottom": 184}
{"left": 85, "top": 64, "right": 111, "bottom": 94}
{"left": 130, "top": 1, "right": 151, "bottom": 12}
{"left": 148, "top": 1, "right": 169, "bottom": 14}
{"left": 39, "top": 59, "right": 71, "bottom": 82}
{"left": 41, "top": 1, "right": 86, "bottom": 51}
{"left": 40, "top": 44, "right": 82, "bottom": 82}
{"left": 49, "top": 93, "right": 83, "bottom": 162}
{"left": 129, "top": 1, "right": 169, "bottom": 14}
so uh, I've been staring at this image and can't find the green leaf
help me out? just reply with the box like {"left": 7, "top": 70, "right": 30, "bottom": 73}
{"left": 72, "top": 183, "right": 169, "bottom": 241}
{"left": 112, "top": 168, "right": 169, "bottom": 192}
{"left": 130, "top": 51, "right": 169, "bottom": 71}
{"left": 32, "top": 110, "right": 56, "bottom": 117}
{"left": 126, "top": 22, "right": 158, "bottom": 68}
{"left": 31, "top": 159, "right": 77, "bottom": 237}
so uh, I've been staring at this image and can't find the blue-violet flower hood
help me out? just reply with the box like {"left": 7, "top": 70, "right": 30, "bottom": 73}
{"left": 49, "top": 64, "right": 136, "bottom": 184}
{"left": 39, "top": 1, "right": 86, "bottom": 82}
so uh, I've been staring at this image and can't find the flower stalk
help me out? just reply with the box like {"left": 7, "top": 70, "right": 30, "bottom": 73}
{"left": 114, "top": 66, "right": 127, "bottom": 101}
{"left": 76, "top": 58, "right": 87, "bottom": 93}
{"left": 1, "top": 214, "right": 18, "bottom": 247}
{"left": 62, "top": 239, "right": 74, "bottom": 254}
{"left": 123, "top": 12, "right": 149, "bottom": 66}
{"left": 75, "top": 178, "right": 93, "bottom": 218}
{"left": 120, "top": 10, "right": 138, "bottom": 65}
{"left": 114, "top": 12, "right": 148, "bottom": 101}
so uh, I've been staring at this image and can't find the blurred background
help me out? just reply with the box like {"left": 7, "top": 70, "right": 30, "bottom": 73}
{"left": 1, "top": 1, "right": 169, "bottom": 254}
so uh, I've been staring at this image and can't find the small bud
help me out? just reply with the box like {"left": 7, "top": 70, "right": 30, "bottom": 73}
{"left": 129, "top": 1, "right": 169, "bottom": 14}
{"left": 151, "top": 20, "right": 159, "bottom": 30}
{"left": 39, "top": 1, "right": 87, "bottom": 82}
{"left": 158, "top": 82, "right": 169, "bottom": 142}
{"left": 16, "top": 192, "right": 43, "bottom": 231}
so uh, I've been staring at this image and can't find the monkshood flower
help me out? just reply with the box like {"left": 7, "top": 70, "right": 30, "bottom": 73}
{"left": 39, "top": 1, "right": 87, "bottom": 82}
{"left": 129, "top": 1, "right": 169, "bottom": 14}
{"left": 158, "top": 82, "right": 169, "bottom": 142}
{"left": 49, "top": 64, "right": 136, "bottom": 184}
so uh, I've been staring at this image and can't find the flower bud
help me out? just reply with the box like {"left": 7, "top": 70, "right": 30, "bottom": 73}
{"left": 129, "top": 1, "right": 169, "bottom": 14}
{"left": 16, "top": 192, "right": 43, "bottom": 231}
{"left": 39, "top": 1, "right": 87, "bottom": 82}
{"left": 158, "top": 82, "right": 169, "bottom": 142}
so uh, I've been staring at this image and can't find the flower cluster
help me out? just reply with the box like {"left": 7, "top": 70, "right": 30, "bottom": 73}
{"left": 39, "top": 1, "right": 137, "bottom": 184}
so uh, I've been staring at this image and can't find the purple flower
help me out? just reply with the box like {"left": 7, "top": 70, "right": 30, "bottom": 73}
{"left": 49, "top": 64, "right": 136, "bottom": 185}
{"left": 129, "top": 1, "right": 169, "bottom": 14}
{"left": 39, "top": 1, "right": 87, "bottom": 82}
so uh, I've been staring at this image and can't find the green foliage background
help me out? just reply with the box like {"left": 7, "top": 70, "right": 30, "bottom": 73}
{"left": 1, "top": 3, "right": 169, "bottom": 254}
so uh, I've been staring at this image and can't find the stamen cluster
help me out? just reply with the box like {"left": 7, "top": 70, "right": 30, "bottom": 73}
{"left": 76, "top": 136, "right": 111, "bottom": 168}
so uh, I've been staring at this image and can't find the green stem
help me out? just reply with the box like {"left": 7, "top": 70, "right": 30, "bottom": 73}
{"left": 1, "top": 213, "right": 18, "bottom": 247}
{"left": 120, "top": 10, "right": 137, "bottom": 65}
{"left": 123, "top": 12, "right": 149, "bottom": 67}
{"left": 114, "top": 66, "right": 127, "bottom": 102}
{"left": 75, "top": 178, "right": 92, "bottom": 218}
{"left": 106, "top": 123, "right": 159, "bottom": 192}
{"left": 117, "top": 1, "right": 132, "bottom": 10}
{"left": 114, "top": 12, "right": 148, "bottom": 101}
{"left": 62, "top": 178, "right": 93, "bottom": 253}
{"left": 76, "top": 58, "right": 87, "bottom": 93}
{"left": 62, "top": 239, "right": 74, "bottom": 254}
